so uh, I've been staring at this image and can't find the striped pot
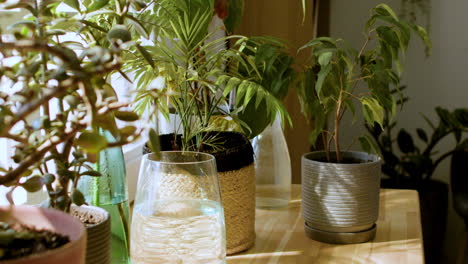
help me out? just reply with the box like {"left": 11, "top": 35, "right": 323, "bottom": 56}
{"left": 301, "top": 151, "right": 381, "bottom": 244}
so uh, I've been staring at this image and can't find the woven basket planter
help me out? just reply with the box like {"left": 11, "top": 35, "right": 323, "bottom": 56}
{"left": 302, "top": 151, "right": 381, "bottom": 244}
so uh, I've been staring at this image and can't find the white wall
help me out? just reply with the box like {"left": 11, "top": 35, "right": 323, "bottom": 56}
{"left": 329, "top": 0, "right": 468, "bottom": 262}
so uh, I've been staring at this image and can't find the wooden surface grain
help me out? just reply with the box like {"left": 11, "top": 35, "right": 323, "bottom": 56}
{"left": 227, "top": 185, "right": 423, "bottom": 264}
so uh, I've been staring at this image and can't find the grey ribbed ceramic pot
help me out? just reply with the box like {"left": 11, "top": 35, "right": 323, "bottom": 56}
{"left": 72, "top": 205, "right": 110, "bottom": 264}
{"left": 301, "top": 151, "right": 381, "bottom": 244}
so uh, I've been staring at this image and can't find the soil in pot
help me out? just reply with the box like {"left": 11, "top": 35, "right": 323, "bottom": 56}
{"left": 0, "top": 223, "right": 70, "bottom": 261}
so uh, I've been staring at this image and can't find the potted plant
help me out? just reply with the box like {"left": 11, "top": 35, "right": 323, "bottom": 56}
{"left": 0, "top": 0, "right": 139, "bottom": 263}
{"left": 234, "top": 37, "right": 295, "bottom": 209}
{"left": 297, "top": 4, "right": 430, "bottom": 243}
{"left": 367, "top": 104, "right": 468, "bottom": 262}
{"left": 111, "top": 0, "right": 290, "bottom": 254}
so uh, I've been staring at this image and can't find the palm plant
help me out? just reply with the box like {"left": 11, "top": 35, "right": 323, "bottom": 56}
{"left": 117, "top": 0, "right": 290, "bottom": 150}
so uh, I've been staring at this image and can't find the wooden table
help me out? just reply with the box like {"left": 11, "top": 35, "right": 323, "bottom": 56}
{"left": 227, "top": 185, "right": 423, "bottom": 264}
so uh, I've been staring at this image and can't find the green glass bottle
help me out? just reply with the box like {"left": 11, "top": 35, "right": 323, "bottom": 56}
{"left": 79, "top": 130, "right": 130, "bottom": 264}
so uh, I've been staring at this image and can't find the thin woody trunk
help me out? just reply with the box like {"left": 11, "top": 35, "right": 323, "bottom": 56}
{"left": 334, "top": 91, "right": 343, "bottom": 163}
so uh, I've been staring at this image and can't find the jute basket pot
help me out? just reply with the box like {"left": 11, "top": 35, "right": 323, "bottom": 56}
{"left": 153, "top": 132, "right": 256, "bottom": 255}
{"left": 301, "top": 151, "right": 381, "bottom": 244}
{"left": 1, "top": 205, "right": 86, "bottom": 264}
{"left": 71, "top": 205, "right": 110, "bottom": 264}
{"left": 207, "top": 132, "right": 256, "bottom": 255}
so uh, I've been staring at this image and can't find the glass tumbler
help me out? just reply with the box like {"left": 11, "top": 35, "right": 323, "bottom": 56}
{"left": 130, "top": 151, "right": 226, "bottom": 264}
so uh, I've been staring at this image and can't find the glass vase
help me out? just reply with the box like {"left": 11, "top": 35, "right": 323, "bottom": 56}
{"left": 130, "top": 151, "right": 226, "bottom": 264}
{"left": 79, "top": 130, "right": 130, "bottom": 264}
{"left": 253, "top": 115, "right": 292, "bottom": 209}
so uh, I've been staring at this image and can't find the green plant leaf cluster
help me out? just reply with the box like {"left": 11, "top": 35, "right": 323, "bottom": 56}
{"left": 367, "top": 106, "right": 468, "bottom": 186}
{"left": 0, "top": 0, "right": 140, "bottom": 212}
{"left": 82, "top": 0, "right": 291, "bottom": 149}
{"left": 233, "top": 37, "right": 294, "bottom": 138}
{"left": 297, "top": 4, "right": 431, "bottom": 163}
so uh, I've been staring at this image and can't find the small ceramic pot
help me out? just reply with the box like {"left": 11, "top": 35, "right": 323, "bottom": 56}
{"left": 71, "top": 205, "right": 110, "bottom": 264}
{"left": 302, "top": 151, "right": 381, "bottom": 244}
{"left": 0, "top": 205, "right": 87, "bottom": 264}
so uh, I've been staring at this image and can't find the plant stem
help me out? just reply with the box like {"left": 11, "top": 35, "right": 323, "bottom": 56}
{"left": 334, "top": 88, "right": 344, "bottom": 163}
{"left": 322, "top": 131, "right": 331, "bottom": 161}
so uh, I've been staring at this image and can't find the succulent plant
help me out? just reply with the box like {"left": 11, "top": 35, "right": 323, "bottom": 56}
{"left": 0, "top": 0, "right": 140, "bottom": 212}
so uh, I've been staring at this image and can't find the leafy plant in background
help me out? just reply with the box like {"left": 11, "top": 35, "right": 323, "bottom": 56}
{"left": 401, "top": 0, "right": 431, "bottom": 55}
{"left": 0, "top": 0, "right": 139, "bottom": 213}
{"left": 367, "top": 101, "right": 468, "bottom": 187}
{"left": 297, "top": 4, "right": 431, "bottom": 163}
{"left": 236, "top": 37, "right": 294, "bottom": 138}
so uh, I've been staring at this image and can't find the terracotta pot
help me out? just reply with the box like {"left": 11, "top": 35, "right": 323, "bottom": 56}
{"left": 0, "top": 205, "right": 87, "bottom": 264}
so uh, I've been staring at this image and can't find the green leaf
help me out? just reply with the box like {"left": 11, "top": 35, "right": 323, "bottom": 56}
{"left": 148, "top": 128, "right": 160, "bottom": 153}
{"left": 359, "top": 135, "right": 379, "bottom": 154}
{"left": 361, "top": 97, "right": 384, "bottom": 128}
{"left": 87, "top": 0, "right": 109, "bottom": 12}
{"left": 107, "top": 25, "right": 132, "bottom": 42}
{"left": 422, "top": 114, "right": 435, "bottom": 130}
{"left": 397, "top": 129, "right": 415, "bottom": 153}
{"left": 125, "top": 14, "right": 150, "bottom": 39}
{"left": 318, "top": 51, "right": 333, "bottom": 66}
{"left": 315, "top": 64, "right": 332, "bottom": 99}
{"left": 43, "top": 174, "right": 55, "bottom": 185}
{"left": 136, "top": 44, "right": 154, "bottom": 68}
{"left": 22, "top": 176, "right": 44, "bottom": 192}
{"left": 76, "top": 132, "right": 108, "bottom": 153}
{"left": 416, "top": 128, "right": 428, "bottom": 142}
{"left": 120, "top": 126, "right": 137, "bottom": 137}
{"left": 115, "top": 111, "right": 139, "bottom": 122}
{"left": 64, "top": 0, "right": 80, "bottom": 11}
{"left": 414, "top": 25, "right": 432, "bottom": 56}
{"left": 375, "top": 4, "right": 399, "bottom": 21}
{"left": 71, "top": 189, "right": 86, "bottom": 206}
{"left": 299, "top": 37, "right": 336, "bottom": 52}
{"left": 80, "top": 171, "right": 102, "bottom": 177}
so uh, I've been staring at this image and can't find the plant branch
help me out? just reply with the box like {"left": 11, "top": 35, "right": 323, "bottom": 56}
{"left": 0, "top": 126, "right": 84, "bottom": 185}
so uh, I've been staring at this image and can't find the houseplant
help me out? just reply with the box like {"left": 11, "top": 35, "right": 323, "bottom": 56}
{"left": 366, "top": 104, "right": 468, "bottom": 263}
{"left": 0, "top": 0, "right": 139, "bottom": 262}
{"left": 116, "top": 0, "right": 291, "bottom": 254}
{"left": 297, "top": 4, "right": 430, "bottom": 243}
{"left": 235, "top": 37, "right": 295, "bottom": 209}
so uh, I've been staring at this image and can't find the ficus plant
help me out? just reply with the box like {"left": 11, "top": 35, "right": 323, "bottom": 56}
{"left": 297, "top": 4, "right": 431, "bottom": 163}
{"left": 0, "top": 0, "right": 140, "bottom": 213}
